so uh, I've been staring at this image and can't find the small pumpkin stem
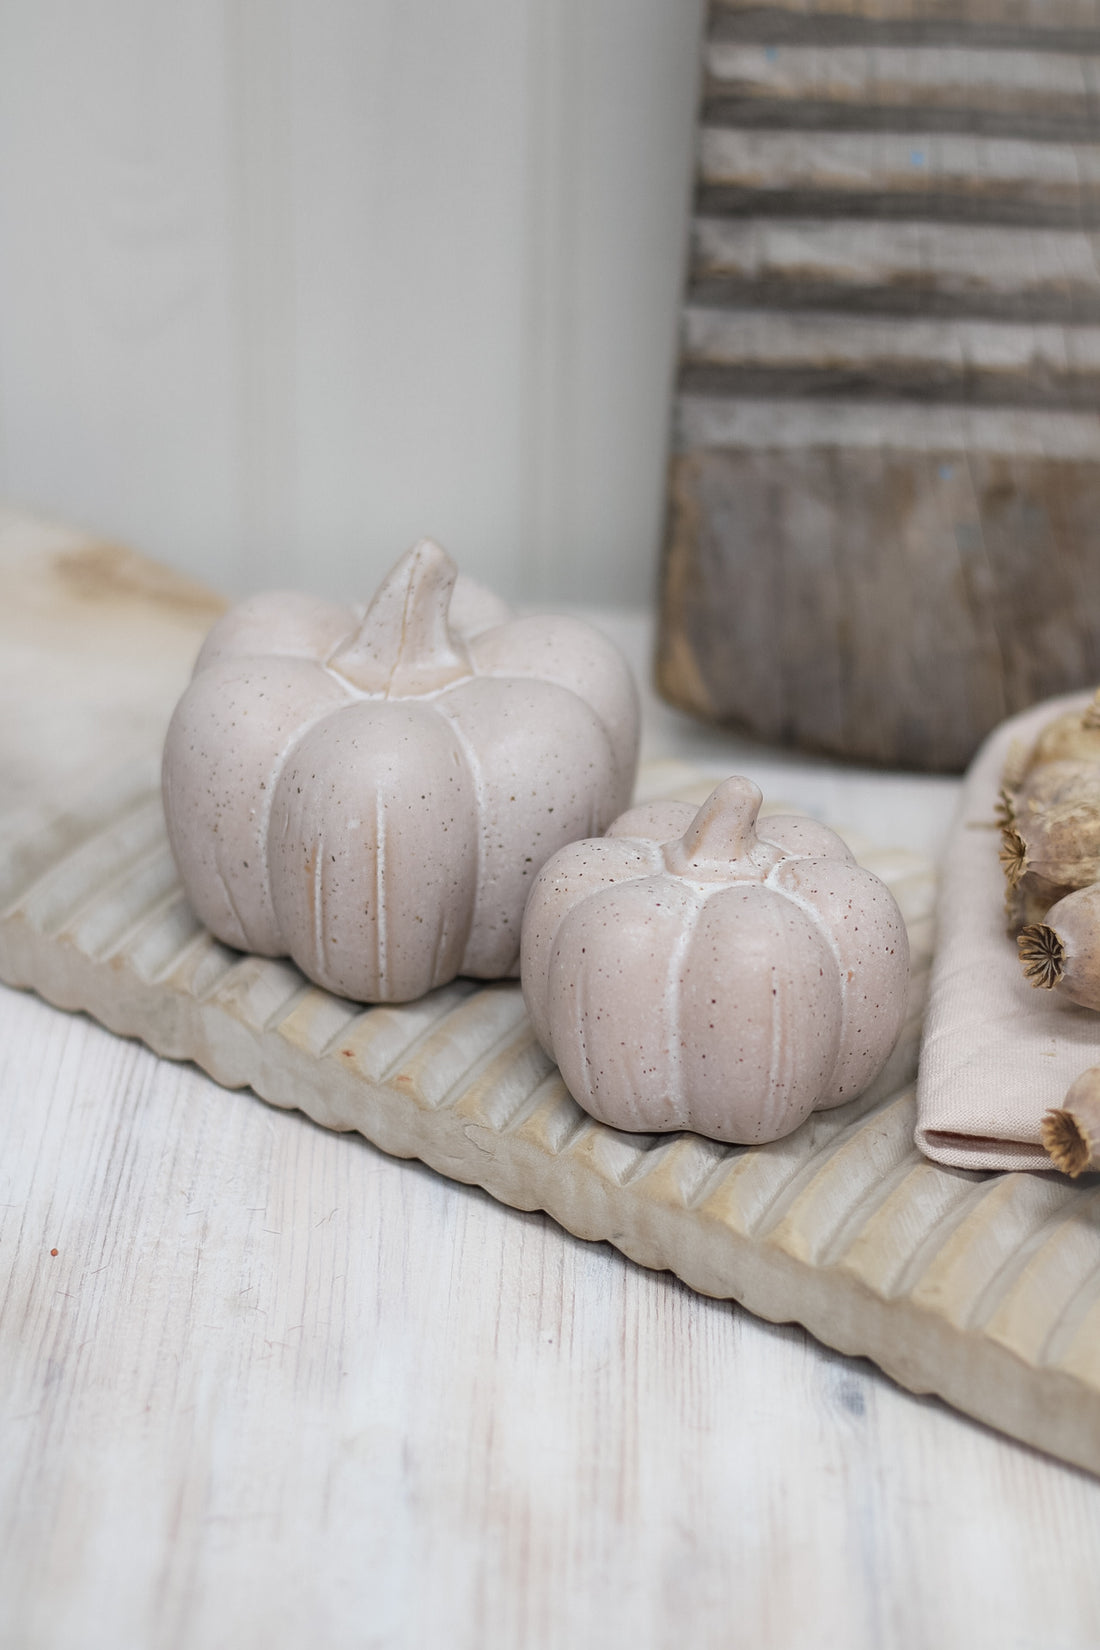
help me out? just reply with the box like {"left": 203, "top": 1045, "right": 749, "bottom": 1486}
{"left": 327, "top": 539, "right": 471, "bottom": 695}
{"left": 1042, "top": 1068, "right": 1100, "bottom": 1175}
{"left": 664, "top": 776, "right": 778, "bottom": 880}
{"left": 1018, "top": 923, "right": 1065, "bottom": 989}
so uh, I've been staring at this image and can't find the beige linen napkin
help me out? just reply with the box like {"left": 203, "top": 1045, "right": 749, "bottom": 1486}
{"left": 917, "top": 690, "right": 1100, "bottom": 1171}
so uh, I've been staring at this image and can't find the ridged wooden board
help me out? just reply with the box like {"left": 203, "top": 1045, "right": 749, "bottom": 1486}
{"left": 690, "top": 217, "right": 1100, "bottom": 320}
{"left": 4, "top": 764, "right": 1100, "bottom": 1475}
{"left": 658, "top": 3, "right": 1100, "bottom": 772}
{"left": 713, "top": 0, "right": 1100, "bottom": 36}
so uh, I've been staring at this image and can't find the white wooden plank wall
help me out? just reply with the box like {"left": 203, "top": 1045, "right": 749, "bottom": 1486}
{"left": 0, "top": 0, "right": 704, "bottom": 604}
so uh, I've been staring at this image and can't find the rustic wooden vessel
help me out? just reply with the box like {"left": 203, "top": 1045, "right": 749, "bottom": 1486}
{"left": 658, "top": 0, "right": 1100, "bottom": 771}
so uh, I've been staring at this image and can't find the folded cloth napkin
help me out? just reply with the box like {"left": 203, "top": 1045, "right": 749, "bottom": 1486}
{"left": 917, "top": 690, "right": 1100, "bottom": 1172}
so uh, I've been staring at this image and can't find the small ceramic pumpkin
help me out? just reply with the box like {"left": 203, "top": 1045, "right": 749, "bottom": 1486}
{"left": 162, "top": 539, "right": 639, "bottom": 1002}
{"left": 520, "top": 776, "right": 909, "bottom": 1144}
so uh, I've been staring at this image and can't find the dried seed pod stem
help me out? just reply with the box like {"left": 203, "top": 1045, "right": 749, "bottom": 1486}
{"left": 994, "top": 787, "right": 1016, "bottom": 830}
{"left": 1042, "top": 1068, "right": 1100, "bottom": 1177}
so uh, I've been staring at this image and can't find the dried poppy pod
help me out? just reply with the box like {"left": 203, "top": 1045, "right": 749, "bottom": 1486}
{"left": 1001, "top": 692, "right": 1100, "bottom": 818}
{"left": 1042, "top": 1067, "right": 1100, "bottom": 1177}
{"left": 1000, "top": 761, "right": 1100, "bottom": 933}
{"left": 1018, "top": 883, "right": 1100, "bottom": 1011}
{"left": 1014, "top": 758, "right": 1100, "bottom": 823}
{"left": 998, "top": 690, "right": 1100, "bottom": 835}
{"left": 1030, "top": 689, "right": 1100, "bottom": 770}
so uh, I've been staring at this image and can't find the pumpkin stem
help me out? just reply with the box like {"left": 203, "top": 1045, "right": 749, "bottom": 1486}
{"left": 664, "top": 776, "right": 778, "bottom": 880}
{"left": 327, "top": 539, "right": 472, "bottom": 695}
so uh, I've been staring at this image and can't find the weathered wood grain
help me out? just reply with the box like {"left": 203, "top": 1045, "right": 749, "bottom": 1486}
{"left": 704, "top": 42, "right": 1100, "bottom": 138}
{"left": 9, "top": 979, "right": 1100, "bottom": 1650}
{"left": 681, "top": 309, "right": 1100, "bottom": 405}
{"left": 675, "top": 397, "right": 1100, "bottom": 456}
{"left": 713, "top": 0, "right": 1100, "bottom": 34}
{"left": 659, "top": 2, "right": 1100, "bottom": 772}
{"left": 706, "top": 42, "right": 1099, "bottom": 109}
{"left": 699, "top": 129, "right": 1100, "bottom": 225}
{"left": 660, "top": 442, "right": 1100, "bottom": 770}
{"left": 0, "top": 508, "right": 222, "bottom": 838}
{"left": 690, "top": 217, "right": 1100, "bottom": 319}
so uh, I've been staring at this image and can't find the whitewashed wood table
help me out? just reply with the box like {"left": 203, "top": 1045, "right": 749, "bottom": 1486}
{"left": 4, "top": 511, "right": 1100, "bottom": 1650}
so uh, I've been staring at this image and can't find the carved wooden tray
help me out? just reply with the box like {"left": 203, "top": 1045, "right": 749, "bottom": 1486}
{"left": 3, "top": 760, "right": 1100, "bottom": 1476}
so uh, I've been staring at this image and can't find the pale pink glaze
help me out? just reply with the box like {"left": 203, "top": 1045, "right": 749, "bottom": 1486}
{"left": 162, "top": 540, "right": 639, "bottom": 1002}
{"left": 520, "top": 776, "right": 909, "bottom": 1145}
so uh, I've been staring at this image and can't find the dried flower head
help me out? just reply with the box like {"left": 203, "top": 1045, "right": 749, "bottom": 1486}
{"left": 1041, "top": 1107, "right": 1093, "bottom": 1177}
{"left": 1018, "top": 923, "right": 1066, "bottom": 989}
{"left": 999, "top": 823, "right": 1027, "bottom": 888}
{"left": 1042, "top": 1067, "right": 1100, "bottom": 1177}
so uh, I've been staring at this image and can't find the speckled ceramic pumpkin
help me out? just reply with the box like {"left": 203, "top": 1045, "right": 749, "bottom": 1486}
{"left": 520, "top": 776, "right": 909, "bottom": 1144}
{"left": 162, "top": 540, "right": 639, "bottom": 1002}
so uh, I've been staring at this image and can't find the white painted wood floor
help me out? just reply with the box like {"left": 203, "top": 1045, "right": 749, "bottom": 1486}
{"left": 3, "top": 515, "right": 1099, "bottom": 1650}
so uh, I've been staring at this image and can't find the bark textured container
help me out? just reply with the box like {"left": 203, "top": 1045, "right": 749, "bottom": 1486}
{"left": 658, "top": 0, "right": 1100, "bottom": 773}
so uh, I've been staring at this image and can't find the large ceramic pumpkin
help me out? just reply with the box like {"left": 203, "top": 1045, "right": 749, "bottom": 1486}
{"left": 520, "top": 776, "right": 908, "bottom": 1144}
{"left": 162, "top": 540, "right": 639, "bottom": 1002}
